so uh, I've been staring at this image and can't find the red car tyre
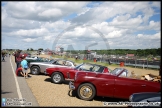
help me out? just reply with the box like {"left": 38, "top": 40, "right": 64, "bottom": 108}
{"left": 51, "top": 72, "right": 64, "bottom": 84}
{"left": 77, "top": 83, "right": 96, "bottom": 101}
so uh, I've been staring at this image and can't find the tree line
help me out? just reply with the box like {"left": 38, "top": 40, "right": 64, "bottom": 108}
{"left": 66, "top": 48, "right": 161, "bottom": 57}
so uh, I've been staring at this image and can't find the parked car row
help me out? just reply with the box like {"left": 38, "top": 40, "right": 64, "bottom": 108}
{"left": 27, "top": 56, "right": 161, "bottom": 107}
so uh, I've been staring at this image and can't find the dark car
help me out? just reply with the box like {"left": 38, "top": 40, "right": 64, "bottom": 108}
{"left": 69, "top": 68, "right": 161, "bottom": 101}
{"left": 129, "top": 92, "right": 161, "bottom": 107}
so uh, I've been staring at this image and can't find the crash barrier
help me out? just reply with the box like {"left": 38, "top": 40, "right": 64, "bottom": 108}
{"left": 120, "top": 62, "right": 124, "bottom": 67}
{"left": 112, "top": 62, "right": 160, "bottom": 69}
{"left": 49, "top": 53, "right": 160, "bottom": 69}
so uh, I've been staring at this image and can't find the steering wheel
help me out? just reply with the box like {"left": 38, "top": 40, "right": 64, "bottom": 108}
{"left": 79, "top": 68, "right": 83, "bottom": 71}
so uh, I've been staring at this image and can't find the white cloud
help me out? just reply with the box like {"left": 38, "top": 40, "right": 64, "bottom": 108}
{"left": 7, "top": 28, "right": 49, "bottom": 37}
{"left": 151, "top": 1, "right": 161, "bottom": 8}
{"left": 110, "top": 15, "right": 143, "bottom": 27}
{"left": 38, "top": 8, "right": 62, "bottom": 18}
{"left": 1, "top": 1, "right": 161, "bottom": 50}
{"left": 23, "top": 38, "right": 36, "bottom": 42}
{"left": 148, "top": 21, "right": 160, "bottom": 31}
{"left": 44, "top": 36, "right": 52, "bottom": 41}
{"left": 137, "top": 32, "right": 160, "bottom": 39}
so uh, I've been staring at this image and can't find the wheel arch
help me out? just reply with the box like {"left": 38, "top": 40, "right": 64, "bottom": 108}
{"left": 30, "top": 65, "right": 41, "bottom": 72}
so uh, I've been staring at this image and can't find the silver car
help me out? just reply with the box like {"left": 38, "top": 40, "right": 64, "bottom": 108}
{"left": 29, "top": 59, "right": 76, "bottom": 75}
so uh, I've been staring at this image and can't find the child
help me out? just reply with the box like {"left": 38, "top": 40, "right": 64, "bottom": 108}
{"left": 16, "top": 65, "right": 24, "bottom": 77}
{"left": 21, "top": 55, "right": 29, "bottom": 78}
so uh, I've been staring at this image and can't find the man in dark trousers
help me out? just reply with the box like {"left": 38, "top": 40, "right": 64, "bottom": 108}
{"left": 13, "top": 51, "right": 17, "bottom": 63}
{"left": 2, "top": 51, "right": 6, "bottom": 62}
{"left": 14, "top": 50, "right": 23, "bottom": 71}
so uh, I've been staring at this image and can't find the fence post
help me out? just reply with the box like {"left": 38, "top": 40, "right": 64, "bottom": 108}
{"left": 135, "top": 57, "right": 136, "bottom": 68}
{"left": 147, "top": 58, "right": 148, "bottom": 69}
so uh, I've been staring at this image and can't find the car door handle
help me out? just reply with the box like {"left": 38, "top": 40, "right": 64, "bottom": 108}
{"left": 141, "top": 85, "right": 146, "bottom": 87}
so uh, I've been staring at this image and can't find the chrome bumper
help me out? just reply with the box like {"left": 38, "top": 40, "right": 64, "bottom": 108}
{"left": 69, "top": 81, "right": 75, "bottom": 90}
{"left": 44, "top": 71, "right": 49, "bottom": 75}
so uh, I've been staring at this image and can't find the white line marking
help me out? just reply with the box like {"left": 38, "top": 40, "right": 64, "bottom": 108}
{"left": 10, "top": 57, "right": 24, "bottom": 107}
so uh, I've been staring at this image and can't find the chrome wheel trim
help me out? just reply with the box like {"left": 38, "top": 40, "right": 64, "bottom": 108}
{"left": 32, "top": 68, "right": 38, "bottom": 74}
{"left": 79, "top": 86, "right": 93, "bottom": 99}
{"left": 53, "top": 74, "right": 61, "bottom": 83}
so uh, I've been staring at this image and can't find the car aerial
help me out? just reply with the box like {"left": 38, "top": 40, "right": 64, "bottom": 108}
{"left": 69, "top": 68, "right": 161, "bottom": 101}
{"left": 45, "top": 63, "right": 111, "bottom": 84}
{"left": 29, "top": 59, "right": 75, "bottom": 75}
{"left": 129, "top": 92, "right": 161, "bottom": 107}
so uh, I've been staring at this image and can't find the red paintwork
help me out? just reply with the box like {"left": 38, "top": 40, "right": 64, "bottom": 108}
{"left": 21, "top": 53, "right": 28, "bottom": 57}
{"left": 103, "top": 67, "right": 109, "bottom": 73}
{"left": 46, "top": 65, "right": 110, "bottom": 81}
{"left": 73, "top": 70, "right": 161, "bottom": 99}
{"left": 46, "top": 67, "right": 76, "bottom": 80}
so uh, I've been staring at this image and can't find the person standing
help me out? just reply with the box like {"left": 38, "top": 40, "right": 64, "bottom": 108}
{"left": 2, "top": 51, "right": 5, "bottom": 62}
{"left": 21, "top": 55, "right": 29, "bottom": 78}
{"left": 75, "top": 55, "right": 78, "bottom": 60}
{"left": 14, "top": 50, "right": 23, "bottom": 70}
{"left": 13, "top": 51, "right": 17, "bottom": 63}
{"left": 9, "top": 52, "right": 11, "bottom": 57}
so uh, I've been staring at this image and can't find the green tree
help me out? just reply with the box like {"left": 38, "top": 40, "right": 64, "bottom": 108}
{"left": 30, "top": 48, "right": 33, "bottom": 51}
{"left": 38, "top": 48, "right": 43, "bottom": 51}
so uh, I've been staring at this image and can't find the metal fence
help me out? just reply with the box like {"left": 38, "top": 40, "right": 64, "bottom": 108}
{"left": 64, "top": 53, "right": 160, "bottom": 70}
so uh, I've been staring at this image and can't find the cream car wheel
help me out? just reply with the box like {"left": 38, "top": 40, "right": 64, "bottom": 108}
{"left": 77, "top": 83, "right": 96, "bottom": 101}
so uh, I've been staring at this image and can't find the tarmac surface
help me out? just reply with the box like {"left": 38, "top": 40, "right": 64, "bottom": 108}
{"left": 1, "top": 56, "right": 39, "bottom": 107}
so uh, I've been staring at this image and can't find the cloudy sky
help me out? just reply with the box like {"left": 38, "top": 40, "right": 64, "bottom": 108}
{"left": 1, "top": 1, "right": 161, "bottom": 51}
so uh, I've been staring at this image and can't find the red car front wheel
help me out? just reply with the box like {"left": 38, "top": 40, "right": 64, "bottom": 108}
{"left": 77, "top": 83, "right": 96, "bottom": 101}
{"left": 51, "top": 72, "right": 64, "bottom": 84}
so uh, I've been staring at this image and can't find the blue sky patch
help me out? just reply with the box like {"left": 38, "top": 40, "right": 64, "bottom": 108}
{"left": 135, "top": 30, "right": 157, "bottom": 35}
{"left": 1, "top": 2, "right": 7, "bottom": 6}
{"left": 63, "top": 13, "right": 77, "bottom": 22}
{"left": 149, "top": 13, "right": 160, "bottom": 22}
{"left": 106, "top": 16, "right": 115, "bottom": 22}
{"left": 86, "top": 1, "right": 103, "bottom": 8}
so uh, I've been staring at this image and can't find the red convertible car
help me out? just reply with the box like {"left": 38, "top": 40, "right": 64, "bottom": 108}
{"left": 69, "top": 68, "right": 161, "bottom": 101}
{"left": 45, "top": 63, "right": 111, "bottom": 84}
